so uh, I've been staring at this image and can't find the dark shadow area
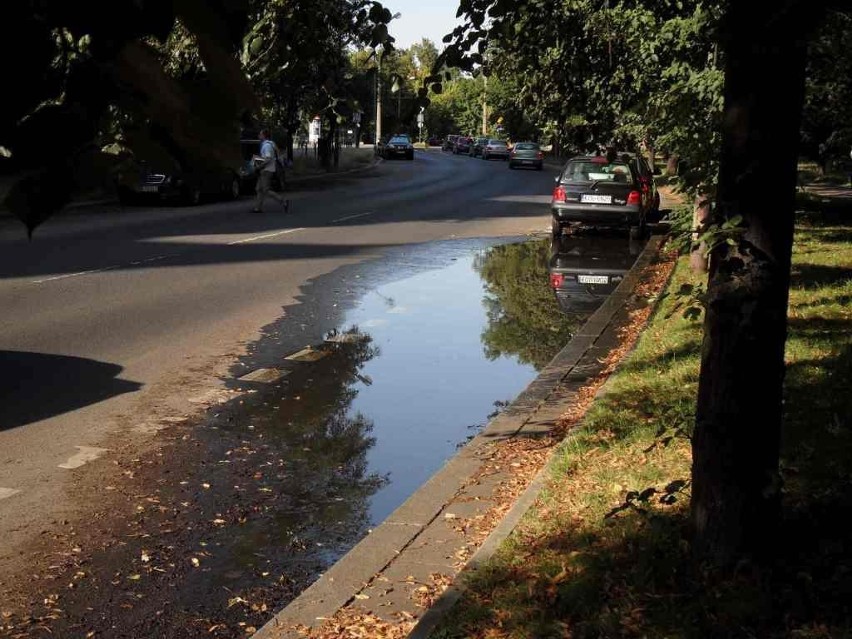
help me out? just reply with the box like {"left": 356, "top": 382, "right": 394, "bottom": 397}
{"left": 790, "top": 263, "right": 852, "bottom": 288}
{"left": 0, "top": 350, "right": 141, "bottom": 430}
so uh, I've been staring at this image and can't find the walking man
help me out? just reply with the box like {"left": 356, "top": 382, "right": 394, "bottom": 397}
{"left": 252, "top": 129, "right": 289, "bottom": 213}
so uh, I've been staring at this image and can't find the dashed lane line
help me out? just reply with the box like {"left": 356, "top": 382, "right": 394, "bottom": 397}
{"left": 0, "top": 487, "right": 21, "bottom": 501}
{"left": 58, "top": 446, "right": 109, "bottom": 470}
{"left": 330, "top": 211, "right": 376, "bottom": 223}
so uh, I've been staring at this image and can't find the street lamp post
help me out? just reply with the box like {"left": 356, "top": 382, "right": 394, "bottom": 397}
{"left": 375, "top": 44, "right": 383, "bottom": 147}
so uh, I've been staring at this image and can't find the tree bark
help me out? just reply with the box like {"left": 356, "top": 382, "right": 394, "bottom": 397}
{"left": 689, "top": 195, "right": 711, "bottom": 274}
{"left": 665, "top": 153, "right": 680, "bottom": 176}
{"left": 690, "top": 1, "right": 816, "bottom": 565}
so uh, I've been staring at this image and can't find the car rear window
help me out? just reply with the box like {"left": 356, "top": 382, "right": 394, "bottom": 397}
{"left": 389, "top": 137, "right": 410, "bottom": 144}
{"left": 487, "top": 140, "right": 507, "bottom": 147}
{"left": 514, "top": 143, "right": 538, "bottom": 150}
{"left": 563, "top": 160, "right": 633, "bottom": 183}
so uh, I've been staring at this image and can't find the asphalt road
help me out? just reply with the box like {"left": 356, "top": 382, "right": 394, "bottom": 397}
{"left": 0, "top": 149, "right": 557, "bottom": 582}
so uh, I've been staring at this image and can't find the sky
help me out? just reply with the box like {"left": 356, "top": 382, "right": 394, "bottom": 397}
{"left": 384, "top": 0, "right": 463, "bottom": 49}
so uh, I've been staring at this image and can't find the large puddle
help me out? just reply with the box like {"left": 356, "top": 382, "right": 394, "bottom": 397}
{"left": 8, "top": 234, "right": 641, "bottom": 638}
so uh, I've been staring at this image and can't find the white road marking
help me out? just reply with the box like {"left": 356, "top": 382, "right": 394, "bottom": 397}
{"left": 0, "top": 487, "right": 21, "bottom": 501}
{"left": 238, "top": 368, "right": 288, "bottom": 383}
{"left": 58, "top": 446, "right": 109, "bottom": 470}
{"left": 331, "top": 211, "right": 375, "bottom": 223}
{"left": 33, "top": 264, "right": 123, "bottom": 284}
{"left": 284, "top": 347, "right": 330, "bottom": 362}
{"left": 32, "top": 226, "right": 306, "bottom": 284}
{"left": 227, "top": 227, "right": 305, "bottom": 245}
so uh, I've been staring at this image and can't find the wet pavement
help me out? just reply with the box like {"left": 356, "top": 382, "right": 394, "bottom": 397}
{"left": 0, "top": 233, "right": 643, "bottom": 638}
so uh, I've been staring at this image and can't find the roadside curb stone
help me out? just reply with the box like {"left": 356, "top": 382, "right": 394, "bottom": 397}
{"left": 254, "top": 233, "right": 669, "bottom": 639}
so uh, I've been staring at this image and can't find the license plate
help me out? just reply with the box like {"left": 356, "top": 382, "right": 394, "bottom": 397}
{"left": 578, "top": 275, "right": 609, "bottom": 284}
{"left": 521, "top": 160, "right": 532, "bottom": 164}
{"left": 140, "top": 185, "right": 159, "bottom": 193}
{"left": 581, "top": 194, "right": 612, "bottom": 204}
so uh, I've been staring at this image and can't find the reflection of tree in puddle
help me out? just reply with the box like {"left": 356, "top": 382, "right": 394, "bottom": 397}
{"left": 214, "top": 329, "right": 386, "bottom": 575}
{"left": 474, "top": 239, "right": 580, "bottom": 370}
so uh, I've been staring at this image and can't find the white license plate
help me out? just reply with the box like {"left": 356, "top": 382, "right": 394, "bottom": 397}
{"left": 577, "top": 275, "right": 609, "bottom": 284}
{"left": 140, "top": 185, "right": 159, "bottom": 193}
{"left": 581, "top": 194, "right": 612, "bottom": 204}
{"left": 521, "top": 159, "right": 532, "bottom": 164}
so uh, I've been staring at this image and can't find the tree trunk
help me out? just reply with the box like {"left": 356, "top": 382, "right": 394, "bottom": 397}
{"left": 665, "top": 153, "right": 680, "bottom": 176}
{"left": 690, "top": 1, "right": 814, "bottom": 566}
{"left": 689, "top": 195, "right": 711, "bottom": 274}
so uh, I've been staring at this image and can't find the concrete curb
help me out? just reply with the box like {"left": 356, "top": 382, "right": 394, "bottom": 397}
{"left": 254, "top": 233, "right": 668, "bottom": 639}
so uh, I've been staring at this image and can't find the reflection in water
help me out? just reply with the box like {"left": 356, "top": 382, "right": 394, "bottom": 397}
{"left": 547, "top": 233, "right": 642, "bottom": 315}
{"left": 209, "top": 331, "right": 387, "bottom": 575}
{"left": 475, "top": 239, "right": 581, "bottom": 370}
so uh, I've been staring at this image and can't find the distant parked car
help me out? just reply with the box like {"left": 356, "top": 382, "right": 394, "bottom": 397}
{"left": 454, "top": 136, "right": 473, "bottom": 155}
{"left": 551, "top": 152, "right": 655, "bottom": 239}
{"left": 469, "top": 136, "right": 488, "bottom": 157}
{"left": 481, "top": 139, "right": 510, "bottom": 161}
{"left": 117, "top": 151, "right": 242, "bottom": 205}
{"left": 442, "top": 135, "right": 459, "bottom": 152}
{"left": 427, "top": 136, "right": 443, "bottom": 147}
{"left": 378, "top": 134, "right": 414, "bottom": 160}
{"left": 508, "top": 142, "right": 544, "bottom": 170}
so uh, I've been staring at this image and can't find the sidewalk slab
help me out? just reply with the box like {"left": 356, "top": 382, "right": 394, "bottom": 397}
{"left": 253, "top": 234, "right": 669, "bottom": 639}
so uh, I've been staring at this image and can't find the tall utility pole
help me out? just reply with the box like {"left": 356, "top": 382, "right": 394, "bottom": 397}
{"left": 481, "top": 74, "right": 488, "bottom": 136}
{"left": 375, "top": 45, "right": 383, "bottom": 146}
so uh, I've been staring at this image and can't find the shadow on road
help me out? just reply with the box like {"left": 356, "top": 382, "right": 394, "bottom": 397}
{"left": 0, "top": 350, "right": 141, "bottom": 430}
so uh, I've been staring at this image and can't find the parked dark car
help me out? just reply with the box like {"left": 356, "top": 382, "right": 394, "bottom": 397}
{"left": 550, "top": 153, "right": 655, "bottom": 239}
{"left": 469, "top": 136, "right": 488, "bottom": 157}
{"left": 481, "top": 139, "right": 510, "bottom": 161}
{"left": 508, "top": 142, "right": 544, "bottom": 170}
{"left": 427, "top": 136, "right": 443, "bottom": 147}
{"left": 442, "top": 134, "right": 459, "bottom": 152}
{"left": 116, "top": 154, "right": 241, "bottom": 205}
{"left": 379, "top": 135, "right": 414, "bottom": 160}
{"left": 548, "top": 234, "right": 642, "bottom": 315}
{"left": 454, "top": 136, "right": 473, "bottom": 155}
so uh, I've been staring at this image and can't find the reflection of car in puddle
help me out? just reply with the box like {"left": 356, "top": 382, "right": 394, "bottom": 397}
{"left": 548, "top": 232, "right": 642, "bottom": 314}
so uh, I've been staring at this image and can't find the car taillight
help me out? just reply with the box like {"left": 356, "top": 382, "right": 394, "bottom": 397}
{"left": 552, "top": 185, "right": 567, "bottom": 202}
{"left": 510, "top": 150, "right": 516, "bottom": 157}
{"left": 550, "top": 273, "right": 564, "bottom": 288}
{"left": 627, "top": 190, "right": 641, "bottom": 205}
{"left": 536, "top": 152, "right": 544, "bottom": 159}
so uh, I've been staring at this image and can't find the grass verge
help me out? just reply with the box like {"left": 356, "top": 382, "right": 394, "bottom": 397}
{"left": 429, "top": 198, "right": 852, "bottom": 639}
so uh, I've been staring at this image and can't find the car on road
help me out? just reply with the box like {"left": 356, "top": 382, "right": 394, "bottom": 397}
{"left": 550, "top": 152, "right": 655, "bottom": 238}
{"left": 379, "top": 135, "right": 414, "bottom": 160}
{"left": 469, "top": 137, "right": 488, "bottom": 157}
{"left": 508, "top": 142, "right": 544, "bottom": 170}
{"left": 442, "top": 134, "right": 459, "bottom": 152}
{"left": 454, "top": 136, "right": 473, "bottom": 155}
{"left": 481, "top": 139, "right": 510, "bottom": 161}
{"left": 117, "top": 154, "right": 242, "bottom": 205}
{"left": 428, "top": 136, "right": 443, "bottom": 147}
{"left": 548, "top": 234, "right": 642, "bottom": 315}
